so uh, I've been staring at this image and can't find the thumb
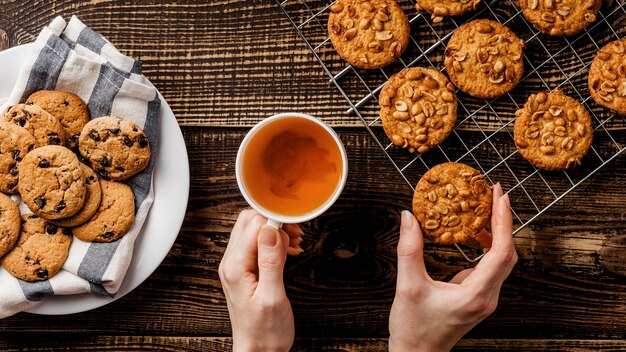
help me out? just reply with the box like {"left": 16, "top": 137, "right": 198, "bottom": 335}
{"left": 397, "top": 211, "right": 429, "bottom": 285}
{"left": 256, "top": 225, "right": 287, "bottom": 294}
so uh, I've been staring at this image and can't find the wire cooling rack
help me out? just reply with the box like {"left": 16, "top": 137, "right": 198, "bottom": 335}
{"left": 276, "top": 0, "right": 626, "bottom": 261}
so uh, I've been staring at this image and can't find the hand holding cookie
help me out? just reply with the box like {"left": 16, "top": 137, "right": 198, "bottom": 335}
{"left": 389, "top": 183, "right": 517, "bottom": 351}
{"left": 219, "top": 210, "right": 304, "bottom": 352}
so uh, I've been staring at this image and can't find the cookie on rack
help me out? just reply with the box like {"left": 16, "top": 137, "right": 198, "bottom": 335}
{"left": 26, "top": 90, "right": 90, "bottom": 150}
{"left": 18, "top": 145, "right": 86, "bottom": 220}
{"left": 0, "top": 122, "right": 36, "bottom": 194}
{"left": 1, "top": 214, "right": 72, "bottom": 282}
{"left": 520, "top": 0, "right": 601, "bottom": 37}
{"left": 415, "top": 0, "right": 482, "bottom": 23}
{"left": 73, "top": 180, "right": 135, "bottom": 243}
{"left": 327, "top": 0, "right": 410, "bottom": 69}
{"left": 444, "top": 19, "right": 525, "bottom": 99}
{"left": 0, "top": 193, "right": 21, "bottom": 258}
{"left": 379, "top": 67, "right": 457, "bottom": 154}
{"left": 3, "top": 103, "right": 67, "bottom": 148}
{"left": 588, "top": 38, "right": 626, "bottom": 115}
{"left": 412, "top": 162, "right": 492, "bottom": 245}
{"left": 514, "top": 89, "right": 593, "bottom": 171}
{"left": 49, "top": 164, "right": 102, "bottom": 228}
{"left": 78, "top": 116, "right": 151, "bottom": 181}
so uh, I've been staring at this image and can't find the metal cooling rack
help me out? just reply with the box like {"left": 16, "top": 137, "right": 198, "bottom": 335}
{"left": 276, "top": 0, "right": 626, "bottom": 262}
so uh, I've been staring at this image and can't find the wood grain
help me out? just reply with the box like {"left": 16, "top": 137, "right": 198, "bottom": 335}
{"left": 1, "top": 128, "right": 624, "bottom": 342}
{"left": 0, "top": 0, "right": 625, "bottom": 350}
{"left": 1, "top": 0, "right": 625, "bottom": 128}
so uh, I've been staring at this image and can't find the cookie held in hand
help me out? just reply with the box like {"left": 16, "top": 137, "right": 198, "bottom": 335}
{"left": 413, "top": 162, "right": 492, "bottom": 245}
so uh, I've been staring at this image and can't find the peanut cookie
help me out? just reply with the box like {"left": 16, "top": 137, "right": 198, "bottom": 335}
{"left": 379, "top": 67, "right": 457, "bottom": 153}
{"left": 26, "top": 90, "right": 90, "bottom": 150}
{"left": 328, "top": 0, "right": 410, "bottom": 69}
{"left": 49, "top": 164, "right": 102, "bottom": 227}
{"left": 0, "top": 193, "right": 21, "bottom": 258}
{"left": 73, "top": 180, "right": 134, "bottom": 243}
{"left": 1, "top": 214, "right": 72, "bottom": 281}
{"left": 78, "top": 116, "right": 151, "bottom": 181}
{"left": 415, "top": 0, "right": 482, "bottom": 23}
{"left": 3, "top": 103, "right": 67, "bottom": 148}
{"left": 520, "top": 0, "right": 601, "bottom": 37}
{"left": 0, "top": 122, "right": 36, "bottom": 194}
{"left": 588, "top": 38, "right": 626, "bottom": 115}
{"left": 18, "top": 146, "right": 86, "bottom": 220}
{"left": 444, "top": 19, "right": 525, "bottom": 99}
{"left": 413, "top": 162, "right": 492, "bottom": 245}
{"left": 514, "top": 89, "right": 593, "bottom": 171}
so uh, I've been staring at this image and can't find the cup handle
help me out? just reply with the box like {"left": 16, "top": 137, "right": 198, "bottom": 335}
{"left": 266, "top": 219, "right": 283, "bottom": 229}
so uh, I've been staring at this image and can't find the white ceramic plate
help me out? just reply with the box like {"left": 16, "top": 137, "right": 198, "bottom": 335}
{"left": 0, "top": 44, "right": 190, "bottom": 315}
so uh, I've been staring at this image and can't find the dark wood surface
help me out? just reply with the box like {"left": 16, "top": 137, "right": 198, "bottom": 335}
{"left": 1, "top": 1, "right": 625, "bottom": 351}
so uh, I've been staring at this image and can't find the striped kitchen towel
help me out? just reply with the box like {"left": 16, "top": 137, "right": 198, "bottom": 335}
{"left": 0, "top": 16, "right": 160, "bottom": 319}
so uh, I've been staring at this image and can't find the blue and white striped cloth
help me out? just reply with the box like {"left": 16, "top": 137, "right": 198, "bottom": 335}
{"left": 0, "top": 16, "right": 160, "bottom": 319}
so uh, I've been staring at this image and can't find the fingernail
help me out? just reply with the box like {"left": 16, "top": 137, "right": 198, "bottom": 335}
{"left": 503, "top": 193, "right": 511, "bottom": 207}
{"left": 297, "top": 246, "right": 304, "bottom": 254}
{"left": 298, "top": 227, "right": 305, "bottom": 236}
{"left": 295, "top": 236, "right": 303, "bottom": 245}
{"left": 401, "top": 210, "right": 415, "bottom": 230}
{"left": 260, "top": 225, "right": 278, "bottom": 248}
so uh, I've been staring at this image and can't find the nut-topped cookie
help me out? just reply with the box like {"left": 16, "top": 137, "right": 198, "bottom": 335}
{"left": 328, "top": 0, "right": 410, "bottom": 69}
{"left": 514, "top": 89, "right": 593, "bottom": 171}
{"left": 18, "top": 146, "right": 86, "bottom": 220}
{"left": 1, "top": 214, "right": 72, "bottom": 282}
{"left": 0, "top": 122, "right": 36, "bottom": 194}
{"left": 0, "top": 193, "right": 21, "bottom": 258}
{"left": 520, "top": 0, "right": 601, "bottom": 37}
{"left": 589, "top": 38, "right": 626, "bottom": 115}
{"left": 3, "top": 103, "right": 67, "bottom": 148}
{"left": 413, "top": 162, "right": 492, "bottom": 245}
{"left": 415, "top": 0, "right": 482, "bottom": 23}
{"left": 73, "top": 180, "right": 135, "bottom": 243}
{"left": 78, "top": 116, "right": 151, "bottom": 181}
{"left": 444, "top": 19, "right": 525, "bottom": 99}
{"left": 26, "top": 90, "right": 90, "bottom": 150}
{"left": 379, "top": 67, "right": 457, "bottom": 153}
{"left": 49, "top": 164, "right": 102, "bottom": 228}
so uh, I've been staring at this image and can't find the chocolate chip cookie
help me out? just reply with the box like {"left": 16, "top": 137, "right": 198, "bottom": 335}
{"left": 413, "top": 162, "right": 492, "bottom": 245}
{"left": 50, "top": 164, "right": 102, "bottom": 228}
{"left": 588, "top": 38, "right": 626, "bottom": 115}
{"left": 520, "top": 0, "right": 601, "bottom": 37}
{"left": 0, "top": 193, "right": 21, "bottom": 258}
{"left": 379, "top": 67, "right": 457, "bottom": 154}
{"left": 0, "top": 122, "right": 36, "bottom": 194}
{"left": 73, "top": 180, "right": 135, "bottom": 243}
{"left": 514, "top": 89, "right": 593, "bottom": 171}
{"left": 328, "top": 0, "right": 410, "bottom": 69}
{"left": 18, "top": 145, "right": 86, "bottom": 220}
{"left": 1, "top": 214, "right": 72, "bottom": 282}
{"left": 26, "top": 90, "right": 90, "bottom": 150}
{"left": 78, "top": 116, "right": 151, "bottom": 181}
{"left": 3, "top": 103, "right": 67, "bottom": 148}
{"left": 444, "top": 19, "right": 525, "bottom": 99}
{"left": 415, "top": 0, "right": 482, "bottom": 23}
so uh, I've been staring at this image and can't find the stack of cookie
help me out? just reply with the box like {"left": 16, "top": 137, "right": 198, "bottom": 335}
{"left": 0, "top": 90, "right": 151, "bottom": 282}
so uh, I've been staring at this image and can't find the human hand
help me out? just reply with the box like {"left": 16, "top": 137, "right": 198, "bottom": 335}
{"left": 389, "top": 183, "right": 517, "bottom": 352}
{"left": 219, "top": 210, "right": 304, "bottom": 352}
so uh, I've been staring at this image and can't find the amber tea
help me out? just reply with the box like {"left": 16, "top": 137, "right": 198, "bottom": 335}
{"left": 239, "top": 115, "right": 345, "bottom": 219}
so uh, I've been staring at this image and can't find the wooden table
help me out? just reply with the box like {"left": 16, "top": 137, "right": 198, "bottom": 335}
{"left": 1, "top": 1, "right": 625, "bottom": 351}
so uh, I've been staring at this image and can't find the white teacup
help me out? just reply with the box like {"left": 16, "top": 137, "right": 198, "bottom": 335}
{"left": 235, "top": 113, "right": 348, "bottom": 228}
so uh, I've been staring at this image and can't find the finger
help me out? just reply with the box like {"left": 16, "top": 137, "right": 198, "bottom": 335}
{"left": 475, "top": 229, "right": 493, "bottom": 253}
{"left": 224, "top": 209, "right": 261, "bottom": 260}
{"left": 396, "top": 211, "right": 430, "bottom": 286}
{"left": 227, "top": 214, "right": 268, "bottom": 276}
{"left": 288, "top": 235, "right": 303, "bottom": 248}
{"left": 282, "top": 223, "right": 304, "bottom": 239}
{"left": 287, "top": 246, "right": 304, "bottom": 256}
{"left": 467, "top": 192, "right": 516, "bottom": 288}
{"left": 450, "top": 268, "right": 474, "bottom": 284}
{"left": 256, "top": 225, "right": 289, "bottom": 296}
